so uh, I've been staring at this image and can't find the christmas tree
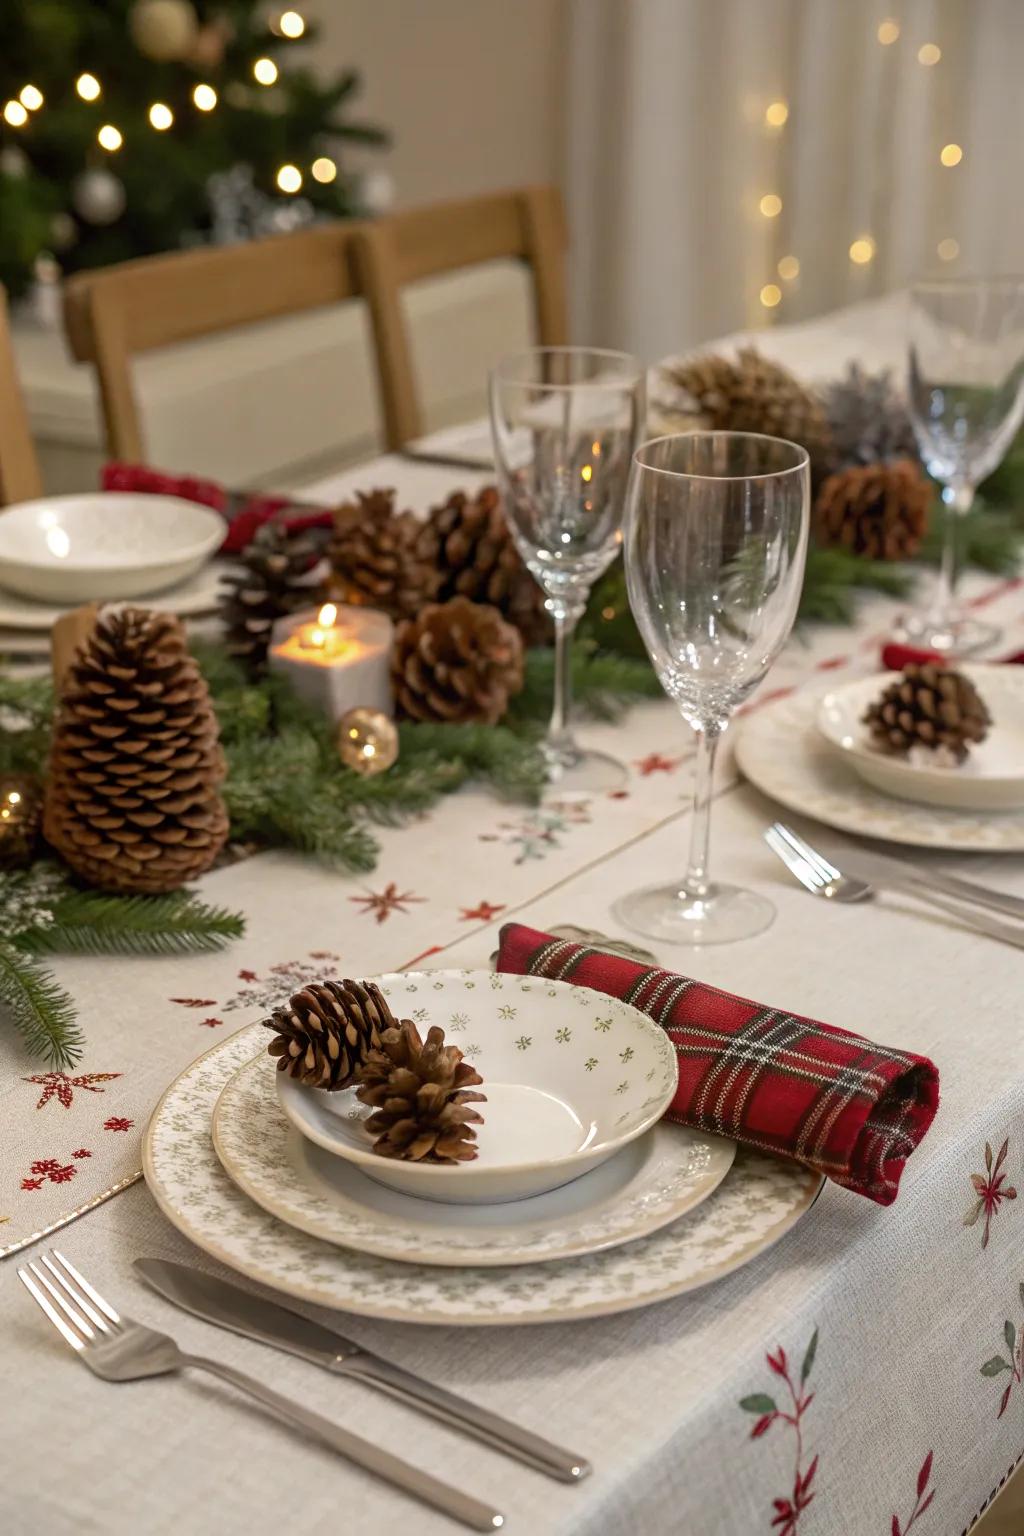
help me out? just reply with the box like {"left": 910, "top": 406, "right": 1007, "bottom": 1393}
{"left": 0, "top": 1, "right": 389, "bottom": 299}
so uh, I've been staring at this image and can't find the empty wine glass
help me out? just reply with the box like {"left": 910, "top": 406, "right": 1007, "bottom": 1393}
{"left": 897, "top": 277, "right": 1024, "bottom": 654}
{"left": 614, "top": 433, "right": 809, "bottom": 945}
{"left": 489, "top": 347, "right": 646, "bottom": 792}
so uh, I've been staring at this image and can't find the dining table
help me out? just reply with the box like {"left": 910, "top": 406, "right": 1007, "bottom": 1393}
{"left": 3, "top": 291, "right": 1024, "bottom": 1536}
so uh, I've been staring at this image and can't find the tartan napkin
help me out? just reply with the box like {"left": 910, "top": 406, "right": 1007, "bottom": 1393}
{"left": 496, "top": 922, "right": 940, "bottom": 1205}
{"left": 882, "top": 642, "right": 1024, "bottom": 668}
{"left": 100, "top": 462, "right": 334, "bottom": 554}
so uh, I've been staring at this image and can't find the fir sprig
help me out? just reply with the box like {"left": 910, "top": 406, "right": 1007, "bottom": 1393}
{"left": 0, "top": 940, "right": 82, "bottom": 1069}
{"left": 15, "top": 890, "right": 245, "bottom": 958}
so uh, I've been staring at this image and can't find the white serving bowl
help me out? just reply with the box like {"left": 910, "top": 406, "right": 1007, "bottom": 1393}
{"left": 275, "top": 969, "right": 679, "bottom": 1204}
{"left": 0, "top": 494, "right": 223, "bottom": 603}
{"left": 817, "top": 665, "right": 1024, "bottom": 811}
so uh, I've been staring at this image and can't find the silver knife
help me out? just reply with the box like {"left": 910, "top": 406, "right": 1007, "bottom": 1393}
{"left": 135, "top": 1257, "right": 590, "bottom": 1483}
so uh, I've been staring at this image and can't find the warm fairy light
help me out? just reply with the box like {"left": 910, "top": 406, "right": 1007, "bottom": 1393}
{"left": 311, "top": 155, "right": 337, "bottom": 183}
{"left": 849, "top": 237, "right": 875, "bottom": 265}
{"left": 877, "top": 19, "right": 900, "bottom": 44}
{"left": 777, "top": 255, "right": 800, "bottom": 280}
{"left": 193, "top": 83, "right": 217, "bottom": 111}
{"left": 760, "top": 283, "right": 782, "bottom": 309}
{"left": 279, "top": 10, "right": 305, "bottom": 37}
{"left": 3, "top": 100, "right": 28, "bottom": 128}
{"left": 20, "top": 85, "right": 43, "bottom": 111}
{"left": 97, "top": 124, "right": 123, "bottom": 151}
{"left": 940, "top": 143, "right": 963, "bottom": 167}
{"left": 253, "top": 57, "right": 279, "bottom": 85}
{"left": 276, "top": 163, "right": 302, "bottom": 193}
{"left": 6, "top": 790, "right": 21, "bottom": 805}
{"left": 764, "top": 100, "right": 788, "bottom": 127}
{"left": 580, "top": 463, "right": 593, "bottom": 483}
{"left": 149, "top": 102, "right": 173, "bottom": 130}
{"left": 591, "top": 440, "right": 602, "bottom": 456}
{"left": 918, "top": 42, "right": 941, "bottom": 65}
{"left": 759, "top": 193, "right": 783, "bottom": 218}
{"left": 938, "top": 237, "right": 960, "bottom": 262}
{"left": 76, "top": 73, "right": 101, "bottom": 101}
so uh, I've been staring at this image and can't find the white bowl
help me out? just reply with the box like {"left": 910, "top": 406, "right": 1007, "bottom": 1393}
{"left": 275, "top": 969, "right": 679, "bottom": 1204}
{"left": 0, "top": 494, "right": 223, "bottom": 603}
{"left": 817, "top": 665, "right": 1024, "bottom": 811}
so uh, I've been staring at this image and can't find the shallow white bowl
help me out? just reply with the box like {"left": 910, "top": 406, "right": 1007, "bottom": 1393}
{"left": 0, "top": 493, "right": 223, "bottom": 602}
{"left": 275, "top": 969, "right": 679, "bottom": 1204}
{"left": 817, "top": 665, "right": 1024, "bottom": 811}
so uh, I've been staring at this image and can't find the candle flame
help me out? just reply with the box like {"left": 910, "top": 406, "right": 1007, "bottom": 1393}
{"left": 580, "top": 464, "right": 593, "bottom": 483}
{"left": 317, "top": 603, "right": 338, "bottom": 628}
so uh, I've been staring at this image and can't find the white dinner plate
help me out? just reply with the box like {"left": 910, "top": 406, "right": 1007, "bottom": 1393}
{"left": 213, "top": 1052, "right": 736, "bottom": 1266}
{"left": 736, "top": 685, "right": 1024, "bottom": 852}
{"left": 817, "top": 666, "right": 1024, "bottom": 811}
{"left": 0, "top": 558, "right": 226, "bottom": 631}
{"left": 143, "top": 1024, "right": 822, "bottom": 1326}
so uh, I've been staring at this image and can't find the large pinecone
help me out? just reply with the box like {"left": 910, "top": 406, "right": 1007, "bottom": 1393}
{"left": 822, "top": 363, "right": 919, "bottom": 469}
{"left": 417, "top": 487, "right": 550, "bottom": 647}
{"left": 863, "top": 663, "right": 991, "bottom": 762}
{"left": 326, "top": 489, "right": 437, "bottom": 621}
{"left": 264, "top": 978, "right": 397, "bottom": 1090}
{"left": 391, "top": 595, "right": 524, "bottom": 724}
{"left": 664, "top": 347, "right": 833, "bottom": 476}
{"left": 43, "top": 608, "right": 228, "bottom": 893}
{"left": 220, "top": 522, "right": 318, "bottom": 675}
{"left": 814, "top": 458, "right": 931, "bottom": 560}
{"left": 356, "top": 1018, "right": 486, "bottom": 1162}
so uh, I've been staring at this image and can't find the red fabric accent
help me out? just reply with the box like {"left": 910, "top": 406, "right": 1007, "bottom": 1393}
{"left": 496, "top": 922, "right": 940, "bottom": 1205}
{"left": 100, "top": 462, "right": 333, "bottom": 554}
{"left": 881, "top": 641, "right": 1024, "bottom": 671}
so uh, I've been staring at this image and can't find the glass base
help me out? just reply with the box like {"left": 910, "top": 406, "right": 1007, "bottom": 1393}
{"left": 891, "top": 610, "right": 1001, "bottom": 657}
{"left": 541, "top": 741, "right": 627, "bottom": 795}
{"left": 612, "top": 881, "right": 776, "bottom": 946}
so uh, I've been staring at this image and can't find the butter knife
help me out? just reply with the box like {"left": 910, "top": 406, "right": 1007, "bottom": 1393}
{"left": 135, "top": 1258, "right": 589, "bottom": 1483}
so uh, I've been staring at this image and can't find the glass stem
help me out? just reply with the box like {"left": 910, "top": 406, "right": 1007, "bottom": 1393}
{"left": 933, "top": 481, "right": 973, "bottom": 619}
{"left": 683, "top": 723, "right": 722, "bottom": 901}
{"left": 547, "top": 605, "right": 578, "bottom": 752}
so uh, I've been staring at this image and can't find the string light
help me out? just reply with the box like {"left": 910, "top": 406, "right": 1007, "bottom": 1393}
{"left": 777, "top": 255, "right": 800, "bottom": 280}
{"left": 940, "top": 142, "right": 963, "bottom": 167}
{"left": 917, "top": 42, "right": 941, "bottom": 65}
{"left": 97, "top": 124, "right": 123, "bottom": 151}
{"left": 253, "top": 57, "right": 279, "bottom": 85}
{"left": 276, "top": 163, "right": 302, "bottom": 193}
{"left": 279, "top": 10, "right": 305, "bottom": 37}
{"left": 759, "top": 193, "right": 783, "bottom": 218}
{"left": 311, "top": 156, "right": 337, "bottom": 183}
{"left": 849, "top": 237, "right": 875, "bottom": 265}
{"left": 148, "top": 102, "right": 174, "bottom": 131}
{"left": 76, "top": 73, "right": 101, "bottom": 101}
{"left": 877, "top": 19, "right": 900, "bottom": 44}
{"left": 193, "top": 83, "right": 217, "bottom": 111}
{"left": 759, "top": 283, "right": 782, "bottom": 309}
{"left": 764, "top": 100, "right": 788, "bottom": 127}
{"left": 19, "top": 85, "right": 43, "bottom": 111}
{"left": 2, "top": 100, "right": 28, "bottom": 128}
{"left": 937, "top": 238, "right": 960, "bottom": 262}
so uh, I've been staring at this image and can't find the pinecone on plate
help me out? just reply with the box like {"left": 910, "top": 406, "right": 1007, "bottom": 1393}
{"left": 355, "top": 1018, "right": 486, "bottom": 1162}
{"left": 813, "top": 458, "right": 932, "bottom": 560}
{"left": 219, "top": 522, "right": 318, "bottom": 674}
{"left": 391, "top": 595, "right": 524, "bottom": 725}
{"left": 43, "top": 608, "right": 229, "bottom": 893}
{"left": 263, "top": 978, "right": 398, "bottom": 1090}
{"left": 326, "top": 488, "right": 436, "bottom": 621}
{"left": 822, "top": 363, "right": 919, "bottom": 469}
{"left": 863, "top": 663, "right": 991, "bottom": 762}
{"left": 418, "top": 486, "right": 550, "bottom": 647}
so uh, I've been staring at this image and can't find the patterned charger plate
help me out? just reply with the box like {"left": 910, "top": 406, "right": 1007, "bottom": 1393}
{"left": 144, "top": 1025, "right": 822, "bottom": 1325}
{"left": 213, "top": 1053, "right": 736, "bottom": 1266}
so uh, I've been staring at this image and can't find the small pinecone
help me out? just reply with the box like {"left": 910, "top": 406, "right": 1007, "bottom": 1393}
{"left": 356, "top": 1018, "right": 486, "bottom": 1162}
{"left": 664, "top": 347, "right": 833, "bottom": 476}
{"left": 43, "top": 608, "right": 229, "bottom": 893}
{"left": 391, "top": 595, "right": 524, "bottom": 725}
{"left": 326, "top": 489, "right": 437, "bottom": 621}
{"left": 863, "top": 663, "right": 991, "bottom": 762}
{"left": 418, "top": 487, "right": 550, "bottom": 647}
{"left": 822, "top": 363, "right": 919, "bottom": 469}
{"left": 814, "top": 459, "right": 931, "bottom": 560}
{"left": 263, "top": 978, "right": 398, "bottom": 1090}
{"left": 219, "top": 523, "right": 318, "bottom": 675}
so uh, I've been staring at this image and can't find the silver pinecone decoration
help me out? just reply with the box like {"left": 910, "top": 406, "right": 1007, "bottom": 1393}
{"left": 821, "top": 364, "right": 919, "bottom": 469}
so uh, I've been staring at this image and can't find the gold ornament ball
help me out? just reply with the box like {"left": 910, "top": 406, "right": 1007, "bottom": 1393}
{"left": 0, "top": 774, "right": 43, "bottom": 867}
{"left": 129, "top": 0, "right": 199, "bottom": 61}
{"left": 337, "top": 708, "right": 399, "bottom": 777}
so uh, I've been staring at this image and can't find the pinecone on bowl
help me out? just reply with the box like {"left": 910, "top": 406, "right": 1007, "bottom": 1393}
{"left": 263, "top": 978, "right": 398, "bottom": 1090}
{"left": 219, "top": 522, "right": 318, "bottom": 675}
{"left": 391, "top": 595, "right": 524, "bottom": 725}
{"left": 326, "top": 488, "right": 437, "bottom": 621}
{"left": 417, "top": 486, "right": 550, "bottom": 647}
{"left": 813, "top": 458, "right": 931, "bottom": 560}
{"left": 863, "top": 663, "right": 991, "bottom": 763}
{"left": 355, "top": 1018, "right": 486, "bottom": 1162}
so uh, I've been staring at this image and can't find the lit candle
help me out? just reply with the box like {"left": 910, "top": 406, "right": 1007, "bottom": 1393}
{"left": 268, "top": 603, "right": 394, "bottom": 720}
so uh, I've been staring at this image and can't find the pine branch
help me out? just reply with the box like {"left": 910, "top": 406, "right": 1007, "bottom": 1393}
{"left": 0, "top": 940, "right": 82, "bottom": 1069}
{"left": 0, "top": 670, "right": 52, "bottom": 777}
{"left": 15, "top": 890, "right": 245, "bottom": 958}
{"left": 509, "top": 644, "right": 660, "bottom": 727}
{"left": 921, "top": 504, "right": 1023, "bottom": 576}
{"left": 798, "top": 546, "right": 912, "bottom": 624}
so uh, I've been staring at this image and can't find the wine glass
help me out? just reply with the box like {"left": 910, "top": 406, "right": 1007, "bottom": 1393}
{"left": 614, "top": 432, "right": 809, "bottom": 945}
{"left": 897, "top": 277, "right": 1024, "bottom": 655}
{"left": 489, "top": 346, "right": 646, "bottom": 791}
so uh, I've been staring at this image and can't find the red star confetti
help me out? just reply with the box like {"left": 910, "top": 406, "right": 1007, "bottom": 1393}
{"left": 199, "top": 1017, "right": 224, "bottom": 1029}
{"left": 22, "top": 1071, "right": 122, "bottom": 1110}
{"left": 459, "top": 901, "right": 506, "bottom": 923}
{"left": 237, "top": 968, "right": 258, "bottom": 982}
{"left": 635, "top": 753, "right": 681, "bottom": 776}
{"left": 349, "top": 883, "right": 425, "bottom": 924}
{"left": 103, "top": 1117, "right": 134, "bottom": 1133}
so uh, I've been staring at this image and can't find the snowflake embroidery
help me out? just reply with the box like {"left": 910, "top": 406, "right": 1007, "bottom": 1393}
{"left": 480, "top": 800, "right": 592, "bottom": 864}
{"left": 594, "top": 1016, "right": 613, "bottom": 1033}
{"left": 412, "top": 1008, "right": 430, "bottom": 1022}
{"left": 615, "top": 1080, "right": 629, "bottom": 1094}
{"left": 497, "top": 1004, "right": 517, "bottom": 1020}
{"left": 555, "top": 1027, "right": 572, "bottom": 1044}
{"left": 515, "top": 1036, "right": 532, "bottom": 1051}
{"left": 462, "top": 1042, "right": 482, "bottom": 1057}
{"left": 349, "top": 883, "right": 425, "bottom": 924}
{"left": 103, "top": 1117, "right": 134, "bottom": 1133}
{"left": 460, "top": 901, "right": 506, "bottom": 922}
{"left": 22, "top": 1157, "right": 77, "bottom": 1189}
{"left": 620, "top": 1046, "right": 635, "bottom": 1063}
{"left": 23, "top": 1071, "right": 121, "bottom": 1110}
{"left": 585, "top": 1058, "right": 598, "bottom": 1071}
{"left": 966, "top": 1138, "right": 1017, "bottom": 1248}
{"left": 449, "top": 1012, "right": 470, "bottom": 1028}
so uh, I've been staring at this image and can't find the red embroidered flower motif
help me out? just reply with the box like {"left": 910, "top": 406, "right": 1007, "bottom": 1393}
{"left": 981, "top": 1283, "right": 1024, "bottom": 1419}
{"left": 740, "top": 1328, "right": 818, "bottom": 1536}
{"left": 965, "top": 1139, "right": 1017, "bottom": 1249}
{"left": 634, "top": 753, "right": 680, "bottom": 776}
{"left": 22, "top": 1071, "right": 121, "bottom": 1110}
{"left": 71, "top": 1149, "right": 92, "bottom": 1159}
{"left": 892, "top": 1450, "right": 936, "bottom": 1535}
{"left": 199, "top": 1017, "right": 224, "bottom": 1028}
{"left": 349, "top": 883, "right": 425, "bottom": 924}
{"left": 237, "top": 968, "right": 257, "bottom": 982}
{"left": 22, "top": 1157, "right": 77, "bottom": 1189}
{"left": 459, "top": 901, "right": 506, "bottom": 923}
{"left": 308, "top": 950, "right": 339, "bottom": 960}
{"left": 170, "top": 998, "right": 218, "bottom": 1008}
{"left": 103, "top": 1117, "right": 134, "bottom": 1132}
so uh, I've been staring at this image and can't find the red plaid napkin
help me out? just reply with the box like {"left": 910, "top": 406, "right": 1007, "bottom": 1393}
{"left": 101, "top": 462, "right": 334, "bottom": 555}
{"left": 496, "top": 922, "right": 940, "bottom": 1205}
{"left": 882, "top": 642, "right": 1024, "bottom": 668}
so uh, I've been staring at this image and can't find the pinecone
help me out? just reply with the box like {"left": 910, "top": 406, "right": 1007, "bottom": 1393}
{"left": 391, "top": 595, "right": 524, "bottom": 725}
{"left": 863, "top": 663, "right": 991, "bottom": 762}
{"left": 219, "top": 522, "right": 318, "bottom": 675}
{"left": 42, "top": 607, "right": 229, "bottom": 893}
{"left": 664, "top": 347, "right": 834, "bottom": 476}
{"left": 355, "top": 1018, "right": 486, "bottom": 1162}
{"left": 326, "top": 488, "right": 437, "bottom": 621}
{"left": 264, "top": 978, "right": 397, "bottom": 1090}
{"left": 822, "top": 363, "right": 919, "bottom": 469}
{"left": 814, "top": 459, "right": 931, "bottom": 560}
{"left": 417, "top": 487, "right": 550, "bottom": 646}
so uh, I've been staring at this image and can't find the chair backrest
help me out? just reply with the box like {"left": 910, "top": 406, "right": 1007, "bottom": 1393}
{"left": 354, "top": 186, "right": 568, "bottom": 450}
{"left": 0, "top": 285, "right": 43, "bottom": 506}
{"left": 62, "top": 221, "right": 369, "bottom": 462}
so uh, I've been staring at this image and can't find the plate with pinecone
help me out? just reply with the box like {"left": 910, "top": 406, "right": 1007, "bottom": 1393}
{"left": 818, "top": 664, "right": 1024, "bottom": 811}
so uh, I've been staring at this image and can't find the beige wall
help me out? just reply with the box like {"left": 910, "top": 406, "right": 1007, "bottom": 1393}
{"left": 307, "top": 0, "right": 567, "bottom": 208}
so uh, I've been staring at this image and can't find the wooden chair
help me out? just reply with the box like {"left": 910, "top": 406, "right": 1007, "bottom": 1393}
{"left": 62, "top": 222, "right": 369, "bottom": 462}
{"left": 354, "top": 186, "right": 569, "bottom": 450}
{"left": 0, "top": 285, "right": 43, "bottom": 505}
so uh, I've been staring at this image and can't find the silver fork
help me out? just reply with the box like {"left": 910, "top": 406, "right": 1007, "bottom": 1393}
{"left": 765, "top": 823, "right": 1024, "bottom": 951}
{"left": 18, "top": 1251, "right": 503, "bottom": 1533}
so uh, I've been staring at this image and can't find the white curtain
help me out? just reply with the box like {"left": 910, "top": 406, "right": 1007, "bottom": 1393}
{"left": 566, "top": 0, "right": 1024, "bottom": 360}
